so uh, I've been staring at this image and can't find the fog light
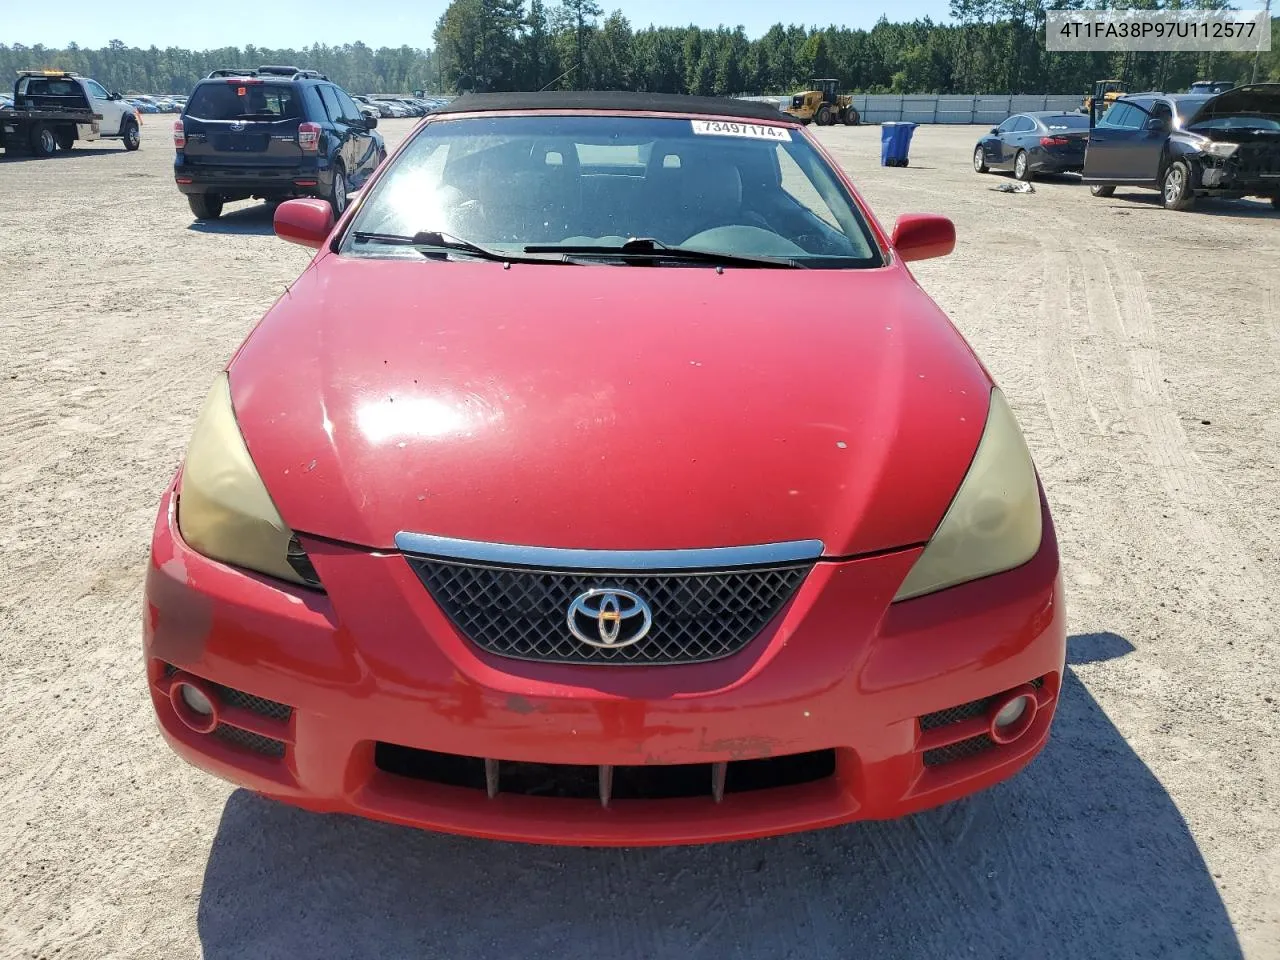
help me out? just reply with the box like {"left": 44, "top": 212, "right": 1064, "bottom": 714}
{"left": 180, "top": 684, "right": 214, "bottom": 716}
{"left": 994, "top": 697, "right": 1029, "bottom": 728}
{"left": 987, "top": 685, "right": 1038, "bottom": 744}
{"left": 168, "top": 673, "right": 219, "bottom": 734}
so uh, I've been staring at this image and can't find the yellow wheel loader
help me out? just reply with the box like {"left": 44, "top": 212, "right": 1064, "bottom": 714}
{"left": 1082, "top": 79, "right": 1125, "bottom": 117}
{"left": 784, "top": 79, "right": 860, "bottom": 126}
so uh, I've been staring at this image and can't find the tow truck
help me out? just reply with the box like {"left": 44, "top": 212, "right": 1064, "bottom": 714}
{"left": 0, "top": 69, "right": 141, "bottom": 157}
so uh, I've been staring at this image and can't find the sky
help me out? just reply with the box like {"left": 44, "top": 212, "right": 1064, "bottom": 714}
{"left": 2, "top": 0, "right": 955, "bottom": 50}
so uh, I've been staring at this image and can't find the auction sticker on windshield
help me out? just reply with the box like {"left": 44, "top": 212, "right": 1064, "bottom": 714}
{"left": 691, "top": 119, "right": 792, "bottom": 141}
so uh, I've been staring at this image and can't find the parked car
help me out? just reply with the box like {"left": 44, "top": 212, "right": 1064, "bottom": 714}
{"left": 370, "top": 96, "right": 407, "bottom": 117}
{"left": 973, "top": 111, "right": 1090, "bottom": 180}
{"left": 352, "top": 94, "right": 391, "bottom": 119}
{"left": 1082, "top": 84, "right": 1280, "bottom": 210}
{"left": 1189, "top": 80, "right": 1234, "bottom": 95}
{"left": 173, "top": 65, "right": 385, "bottom": 221}
{"left": 127, "top": 98, "right": 160, "bottom": 114}
{"left": 145, "top": 91, "right": 1065, "bottom": 846}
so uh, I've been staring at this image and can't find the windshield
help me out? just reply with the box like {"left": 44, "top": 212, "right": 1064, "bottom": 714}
{"left": 1172, "top": 97, "right": 1213, "bottom": 127}
{"left": 342, "top": 114, "right": 882, "bottom": 267}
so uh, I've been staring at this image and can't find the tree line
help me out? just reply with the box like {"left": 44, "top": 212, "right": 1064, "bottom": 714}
{"left": 2, "top": 1, "right": 1277, "bottom": 99}
{"left": 433, "top": 1, "right": 1278, "bottom": 97}
{"left": 0, "top": 41, "right": 439, "bottom": 96}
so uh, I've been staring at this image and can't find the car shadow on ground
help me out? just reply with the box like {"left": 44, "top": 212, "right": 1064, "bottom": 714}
{"left": 196, "top": 632, "right": 1241, "bottom": 960}
{"left": 0, "top": 147, "right": 122, "bottom": 163}
{"left": 1098, "top": 192, "right": 1278, "bottom": 219}
{"left": 186, "top": 202, "right": 278, "bottom": 236}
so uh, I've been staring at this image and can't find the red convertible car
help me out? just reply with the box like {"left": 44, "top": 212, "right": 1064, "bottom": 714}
{"left": 144, "top": 92, "right": 1065, "bottom": 846}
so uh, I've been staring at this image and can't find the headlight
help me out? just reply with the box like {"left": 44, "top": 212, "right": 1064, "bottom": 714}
{"left": 1202, "top": 141, "right": 1239, "bottom": 158}
{"left": 893, "top": 388, "right": 1042, "bottom": 601}
{"left": 177, "top": 374, "right": 321, "bottom": 588}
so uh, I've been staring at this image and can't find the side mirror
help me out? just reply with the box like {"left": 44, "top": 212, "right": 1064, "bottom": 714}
{"left": 1145, "top": 117, "right": 1168, "bottom": 133}
{"left": 891, "top": 214, "right": 956, "bottom": 263}
{"left": 109, "top": 91, "right": 122, "bottom": 100}
{"left": 274, "top": 198, "right": 335, "bottom": 249}
{"left": 990, "top": 126, "right": 999, "bottom": 135}
{"left": 364, "top": 114, "right": 378, "bottom": 129}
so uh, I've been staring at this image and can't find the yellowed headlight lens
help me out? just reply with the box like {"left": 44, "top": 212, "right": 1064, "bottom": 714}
{"left": 893, "top": 388, "right": 1042, "bottom": 601}
{"left": 177, "top": 374, "right": 307, "bottom": 586}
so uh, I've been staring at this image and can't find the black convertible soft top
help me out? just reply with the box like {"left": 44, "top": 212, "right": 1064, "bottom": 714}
{"left": 433, "top": 90, "right": 789, "bottom": 122}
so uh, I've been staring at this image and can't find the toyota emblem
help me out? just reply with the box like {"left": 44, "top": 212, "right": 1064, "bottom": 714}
{"left": 566, "top": 588, "right": 653, "bottom": 649}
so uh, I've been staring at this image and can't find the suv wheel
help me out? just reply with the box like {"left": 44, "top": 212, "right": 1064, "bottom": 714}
{"left": 188, "top": 193, "right": 224, "bottom": 220}
{"left": 1089, "top": 184, "right": 1115, "bottom": 198}
{"left": 122, "top": 118, "right": 140, "bottom": 151}
{"left": 1161, "top": 160, "right": 1195, "bottom": 211}
{"left": 329, "top": 164, "right": 348, "bottom": 217}
{"left": 973, "top": 146, "right": 988, "bottom": 173}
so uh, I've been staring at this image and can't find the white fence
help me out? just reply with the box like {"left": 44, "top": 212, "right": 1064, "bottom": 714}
{"left": 740, "top": 94, "right": 1083, "bottom": 124}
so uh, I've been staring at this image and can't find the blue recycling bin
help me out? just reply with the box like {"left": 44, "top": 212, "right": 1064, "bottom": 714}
{"left": 880, "top": 122, "right": 918, "bottom": 167}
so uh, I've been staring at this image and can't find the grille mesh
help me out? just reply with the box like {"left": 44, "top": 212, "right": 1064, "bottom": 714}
{"left": 214, "top": 684, "right": 293, "bottom": 722}
{"left": 213, "top": 724, "right": 286, "bottom": 758}
{"left": 919, "top": 700, "right": 988, "bottom": 731}
{"left": 923, "top": 734, "right": 995, "bottom": 767}
{"left": 919, "top": 676, "right": 1046, "bottom": 732}
{"left": 406, "top": 558, "right": 811, "bottom": 665}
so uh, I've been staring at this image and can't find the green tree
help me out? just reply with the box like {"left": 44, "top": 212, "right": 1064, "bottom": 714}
{"left": 556, "top": 0, "right": 603, "bottom": 89}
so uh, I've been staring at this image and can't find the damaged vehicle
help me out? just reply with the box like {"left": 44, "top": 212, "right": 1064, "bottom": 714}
{"left": 143, "top": 91, "right": 1066, "bottom": 847}
{"left": 1082, "top": 83, "right": 1280, "bottom": 211}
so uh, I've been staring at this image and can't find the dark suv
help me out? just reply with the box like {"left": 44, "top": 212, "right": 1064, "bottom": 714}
{"left": 174, "top": 65, "right": 386, "bottom": 221}
{"left": 1082, "top": 84, "right": 1280, "bottom": 211}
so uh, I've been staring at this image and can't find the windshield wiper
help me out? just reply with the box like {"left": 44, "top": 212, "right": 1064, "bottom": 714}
{"left": 522, "top": 237, "right": 804, "bottom": 268}
{"left": 350, "top": 230, "right": 566, "bottom": 264}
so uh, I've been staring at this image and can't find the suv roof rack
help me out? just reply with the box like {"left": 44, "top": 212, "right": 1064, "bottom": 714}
{"left": 258, "top": 65, "right": 329, "bottom": 80}
{"left": 205, "top": 66, "right": 329, "bottom": 81}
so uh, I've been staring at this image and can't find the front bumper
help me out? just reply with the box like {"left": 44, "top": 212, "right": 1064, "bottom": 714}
{"left": 1195, "top": 152, "right": 1280, "bottom": 196}
{"left": 144, "top": 484, "right": 1067, "bottom": 846}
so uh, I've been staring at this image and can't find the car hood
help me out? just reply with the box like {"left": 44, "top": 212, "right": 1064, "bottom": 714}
{"left": 1190, "top": 83, "right": 1280, "bottom": 122}
{"left": 227, "top": 255, "right": 993, "bottom": 556}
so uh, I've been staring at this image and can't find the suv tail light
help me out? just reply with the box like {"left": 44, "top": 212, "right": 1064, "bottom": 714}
{"left": 172, "top": 119, "right": 186, "bottom": 150}
{"left": 298, "top": 122, "right": 321, "bottom": 152}
{"left": 1040, "top": 136, "right": 1070, "bottom": 147}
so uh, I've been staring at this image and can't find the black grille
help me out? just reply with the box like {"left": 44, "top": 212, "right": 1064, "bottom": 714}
{"left": 919, "top": 699, "right": 988, "bottom": 731}
{"left": 1235, "top": 142, "right": 1280, "bottom": 177}
{"left": 406, "top": 558, "right": 811, "bottom": 665}
{"left": 213, "top": 684, "right": 293, "bottom": 722}
{"left": 375, "top": 744, "right": 836, "bottom": 799}
{"left": 213, "top": 724, "right": 286, "bottom": 758}
{"left": 919, "top": 676, "right": 1046, "bottom": 731}
{"left": 923, "top": 734, "right": 994, "bottom": 767}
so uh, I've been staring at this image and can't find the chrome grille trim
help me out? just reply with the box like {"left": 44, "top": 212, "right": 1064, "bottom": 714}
{"left": 394, "top": 532, "right": 825, "bottom": 571}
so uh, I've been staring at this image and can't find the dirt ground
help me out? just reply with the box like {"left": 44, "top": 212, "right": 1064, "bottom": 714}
{"left": 1, "top": 118, "right": 1278, "bottom": 960}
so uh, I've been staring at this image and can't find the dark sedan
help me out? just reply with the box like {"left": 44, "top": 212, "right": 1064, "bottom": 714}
{"left": 974, "top": 112, "right": 1090, "bottom": 181}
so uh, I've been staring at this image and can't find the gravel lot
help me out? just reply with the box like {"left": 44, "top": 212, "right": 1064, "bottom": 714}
{"left": 2, "top": 117, "right": 1278, "bottom": 960}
